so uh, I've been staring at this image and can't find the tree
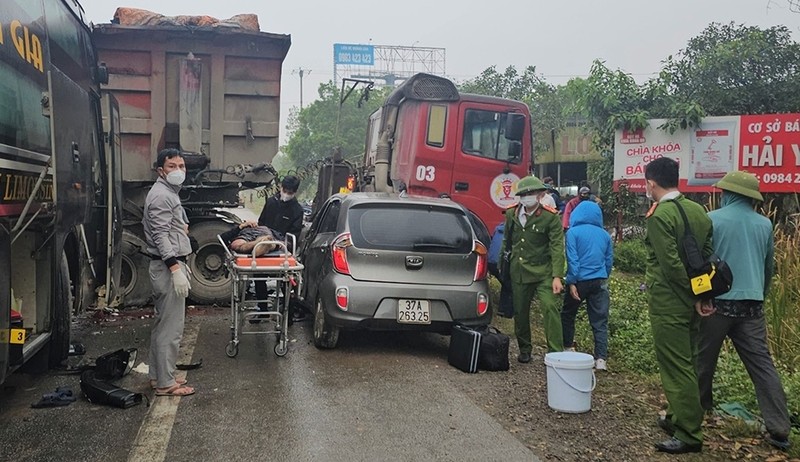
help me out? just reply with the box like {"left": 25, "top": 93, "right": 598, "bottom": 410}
{"left": 663, "top": 23, "right": 800, "bottom": 116}
{"left": 282, "top": 82, "right": 388, "bottom": 168}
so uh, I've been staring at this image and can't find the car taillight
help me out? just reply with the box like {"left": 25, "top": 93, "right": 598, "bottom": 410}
{"left": 477, "top": 293, "right": 489, "bottom": 316}
{"left": 331, "top": 233, "right": 351, "bottom": 275}
{"left": 472, "top": 240, "right": 488, "bottom": 281}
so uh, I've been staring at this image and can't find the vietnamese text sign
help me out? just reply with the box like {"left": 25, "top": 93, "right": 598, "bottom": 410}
{"left": 613, "top": 114, "right": 800, "bottom": 193}
{"left": 333, "top": 43, "right": 374, "bottom": 65}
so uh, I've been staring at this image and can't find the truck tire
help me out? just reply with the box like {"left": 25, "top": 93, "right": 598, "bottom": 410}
{"left": 120, "top": 229, "right": 153, "bottom": 307}
{"left": 50, "top": 253, "right": 73, "bottom": 367}
{"left": 188, "top": 220, "right": 232, "bottom": 305}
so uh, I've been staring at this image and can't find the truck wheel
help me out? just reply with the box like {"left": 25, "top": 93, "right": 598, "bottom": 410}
{"left": 188, "top": 220, "right": 232, "bottom": 305}
{"left": 50, "top": 253, "right": 73, "bottom": 367}
{"left": 120, "top": 229, "right": 153, "bottom": 307}
{"left": 312, "top": 296, "right": 339, "bottom": 349}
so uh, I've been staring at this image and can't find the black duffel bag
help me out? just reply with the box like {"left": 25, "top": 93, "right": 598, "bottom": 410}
{"left": 476, "top": 326, "right": 510, "bottom": 371}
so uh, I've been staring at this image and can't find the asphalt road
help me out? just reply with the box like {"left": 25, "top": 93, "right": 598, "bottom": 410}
{"left": 0, "top": 308, "right": 538, "bottom": 462}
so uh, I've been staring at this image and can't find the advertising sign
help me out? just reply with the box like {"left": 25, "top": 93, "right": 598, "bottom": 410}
{"left": 333, "top": 43, "right": 374, "bottom": 66}
{"left": 613, "top": 114, "right": 800, "bottom": 193}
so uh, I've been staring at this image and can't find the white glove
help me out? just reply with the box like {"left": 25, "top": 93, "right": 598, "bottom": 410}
{"left": 172, "top": 268, "right": 191, "bottom": 298}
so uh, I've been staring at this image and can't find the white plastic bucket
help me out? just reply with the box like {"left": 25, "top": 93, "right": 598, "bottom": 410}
{"left": 544, "top": 351, "right": 596, "bottom": 413}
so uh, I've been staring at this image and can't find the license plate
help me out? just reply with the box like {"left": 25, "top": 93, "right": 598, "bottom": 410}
{"left": 397, "top": 299, "right": 431, "bottom": 324}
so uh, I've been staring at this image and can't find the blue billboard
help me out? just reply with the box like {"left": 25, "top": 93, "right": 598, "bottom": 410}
{"left": 333, "top": 43, "right": 375, "bottom": 66}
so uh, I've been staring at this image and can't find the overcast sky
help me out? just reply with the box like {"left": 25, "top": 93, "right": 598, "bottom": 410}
{"left": 78, "top": 0, "right": 799, "bottom": 146}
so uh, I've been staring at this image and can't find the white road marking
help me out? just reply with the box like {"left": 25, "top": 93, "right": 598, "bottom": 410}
{"left": 127, "top": 321, "right": 201, "bottom": 462}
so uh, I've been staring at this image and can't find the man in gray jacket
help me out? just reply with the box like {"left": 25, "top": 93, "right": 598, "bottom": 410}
{"left": 143, "top": 148, "right": 195, "bottom": 396}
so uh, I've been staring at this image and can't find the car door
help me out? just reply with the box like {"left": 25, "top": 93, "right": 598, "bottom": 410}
{"left": 300, "top": 198, "right": 341, "bottom": 303}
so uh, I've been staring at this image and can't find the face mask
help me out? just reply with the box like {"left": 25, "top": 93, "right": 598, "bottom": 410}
{"left": 280, "top": 192, "right": 295, "bottom": 202}
{"left": 519, "top": 195, "right": 539, "bottom": 208}
{"left": 645, "top": 182, "right": 654, "bottom": 200}
{"left": 165, "top": 170, "right": 185, "bottom": 186}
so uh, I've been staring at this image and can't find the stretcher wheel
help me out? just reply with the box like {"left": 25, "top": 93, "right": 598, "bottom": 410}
{"left": 274, "top": 342, "right": 288, "bottom": 357}
{"left": 225, "top": 341, "right": 239, "bottom": 358}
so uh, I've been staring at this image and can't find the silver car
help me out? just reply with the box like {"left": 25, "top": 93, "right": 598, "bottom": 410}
{"left": 299, "top": 192, "right": 491, "bottom": 349}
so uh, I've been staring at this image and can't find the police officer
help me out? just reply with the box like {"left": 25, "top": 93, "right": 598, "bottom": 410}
{"left": 503, "top": 175, "right": 565, "bottom": 362}
{"left": 644, "top": 157, "right": 712, "bottom": 454}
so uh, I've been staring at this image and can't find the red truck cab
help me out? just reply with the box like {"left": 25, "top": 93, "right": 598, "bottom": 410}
{"left": 362, "top": 73, "right": 532, "bottom": 231}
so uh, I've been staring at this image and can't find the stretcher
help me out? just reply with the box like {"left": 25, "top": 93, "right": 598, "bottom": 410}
{"left": 217, "top": 233, "right": 303, "bottom": 358}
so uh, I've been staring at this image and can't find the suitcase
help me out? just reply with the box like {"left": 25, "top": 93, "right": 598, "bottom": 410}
{"left": 477, "top": 326, "right": 510, "bottom": 371}
{"left": 448, "top": 324, "right": 481, "bottom": 373}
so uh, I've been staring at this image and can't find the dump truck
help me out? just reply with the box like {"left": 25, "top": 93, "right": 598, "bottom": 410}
{"left": 93, "top": 8, "right": 291, "bottom": 306}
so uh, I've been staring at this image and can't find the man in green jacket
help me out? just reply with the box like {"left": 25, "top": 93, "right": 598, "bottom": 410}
{"left": 503, "top": 175, "right": 565, "bottom": 363}
{"left": 643, "top": 157, "right": 714, "bottom": 454}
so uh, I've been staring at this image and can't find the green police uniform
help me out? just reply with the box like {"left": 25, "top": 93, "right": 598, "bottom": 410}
{"left": 645, "top": 193, "right": 713, "bottom": 446}
{"left": 503, "top": 203, "right": 565, "bottom": 354}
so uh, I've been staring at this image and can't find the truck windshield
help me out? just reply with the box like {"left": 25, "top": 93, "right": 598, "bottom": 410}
{"left": 461, "top": 109, "right": 517, "bottom": 163}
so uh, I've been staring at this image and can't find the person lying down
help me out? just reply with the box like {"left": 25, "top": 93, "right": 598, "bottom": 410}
{"left": 219, "top": 221, "right": 278, "bottom": 256}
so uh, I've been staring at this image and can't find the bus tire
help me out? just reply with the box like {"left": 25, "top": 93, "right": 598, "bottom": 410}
{"left": 50, "top": 253, "right": 73, "bottom": 367}
{"left": 120, "top": 229, "right": 153, "bottom": 307}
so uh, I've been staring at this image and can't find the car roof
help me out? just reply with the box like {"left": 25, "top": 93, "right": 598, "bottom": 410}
{"left": 331, "top": 192, "right": 468, "bottom": 212}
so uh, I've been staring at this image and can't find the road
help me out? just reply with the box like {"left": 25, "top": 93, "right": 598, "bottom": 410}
{"left": 0, "top": 308, "right": 538, "bottom": 462}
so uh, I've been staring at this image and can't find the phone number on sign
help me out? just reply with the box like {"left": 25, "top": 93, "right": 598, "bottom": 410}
{"left": 760, "top": 173, "right": 800, "bottom": 184}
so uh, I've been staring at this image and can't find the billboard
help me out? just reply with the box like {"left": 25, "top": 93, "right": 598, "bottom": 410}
{"left": 613, "top": 114, "right": 800, "bottom": 193}
{"left": 536, "top": 126, "right": 604, "bottom": 164}
{"left": 333, "top": 43, "right": 374, "bottom": 66}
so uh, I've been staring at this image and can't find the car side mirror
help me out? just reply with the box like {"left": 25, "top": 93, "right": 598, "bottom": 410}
{"left": 504, "top": 113, "right": 526, "bottom": 142}
{"left": 507, "top": 141, "right": 521, "bottom": 160}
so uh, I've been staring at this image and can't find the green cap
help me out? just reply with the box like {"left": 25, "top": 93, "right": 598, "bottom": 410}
{"left": 714, "top": 171, "right": 763, "bottom": 202}
{"left": 515, "top": 175, "right": 547, "bottom": 196}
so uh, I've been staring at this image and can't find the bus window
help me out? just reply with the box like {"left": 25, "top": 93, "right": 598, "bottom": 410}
{"left": 0, "top": 62, "right": 51, "bottom": 154}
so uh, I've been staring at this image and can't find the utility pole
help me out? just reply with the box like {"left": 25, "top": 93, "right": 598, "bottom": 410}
{"left": 293, "top": 68, "right": 311, "bottom": 109}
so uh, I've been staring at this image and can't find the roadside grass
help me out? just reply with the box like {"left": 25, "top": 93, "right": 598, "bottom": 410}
{"left": 488, "top": 243, "right": 800, "bottom": 457}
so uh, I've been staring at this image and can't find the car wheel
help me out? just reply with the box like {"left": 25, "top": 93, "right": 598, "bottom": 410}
{"left": 312, "top": 296, "right": 339, "bottom": 349}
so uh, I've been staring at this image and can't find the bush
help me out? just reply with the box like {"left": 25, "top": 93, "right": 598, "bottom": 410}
{"left": 613, "top": 237, "right": 648, "bottom": 274}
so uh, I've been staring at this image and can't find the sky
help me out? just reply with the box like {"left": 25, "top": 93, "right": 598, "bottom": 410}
{"left": 77, "top": 0, "right": 800, "bottom": 147}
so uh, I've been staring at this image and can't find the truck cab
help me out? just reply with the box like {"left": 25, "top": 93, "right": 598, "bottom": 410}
{"left": 362, "top": 73, "right": 532, "bottom": 231}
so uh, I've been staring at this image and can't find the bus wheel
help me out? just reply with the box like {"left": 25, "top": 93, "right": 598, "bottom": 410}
{"left": 188, "top": 220, "right": 233, "bottom": 305}
{"left": 50, "top": 253, "right": 73, "bottom": 367}
{"left": 120, "top": 229, "right": 153, "bottom": 307}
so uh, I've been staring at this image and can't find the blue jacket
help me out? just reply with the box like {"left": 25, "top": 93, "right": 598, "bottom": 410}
{"left": 707, "top": 192, "right": 774, "bottom": 300}
{"left": 488, "top": 222, "right": 505, "bottom": 265}
{"left": 565, "top": 201, "right": 613, "bottom": 284}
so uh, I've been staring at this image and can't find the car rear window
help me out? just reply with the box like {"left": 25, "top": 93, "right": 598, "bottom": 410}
{"left": 348, "top": 204, "right": 473, "bottom": 253}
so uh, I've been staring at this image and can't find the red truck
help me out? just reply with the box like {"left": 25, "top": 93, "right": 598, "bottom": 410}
{"left": 359, "top": 73, "right": 533, "bottom": 231}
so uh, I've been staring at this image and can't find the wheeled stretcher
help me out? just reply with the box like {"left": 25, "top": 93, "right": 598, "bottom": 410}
{"left": 217, "top": 234, "right": 303, "bottom": 358}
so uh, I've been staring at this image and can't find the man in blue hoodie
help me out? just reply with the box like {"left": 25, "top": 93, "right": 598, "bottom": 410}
{"left": 561, "top": 200, "right": 613, "bottom": 371}
{"left": 697, "top": 171, "right": 791, "bottom": 451}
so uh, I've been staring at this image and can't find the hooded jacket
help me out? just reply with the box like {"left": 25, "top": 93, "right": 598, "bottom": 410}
{"left": 707, "top": 192, "right": 774, "bottom": 301}
{"left": 565, "top": 201, "right": 613, "bottom": 284}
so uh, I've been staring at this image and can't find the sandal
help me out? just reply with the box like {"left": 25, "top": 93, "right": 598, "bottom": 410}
{"left": 154, "top": 384, "right": 195, "bottom": 397}
{"left": 150, "top": 378, "right": 187, "bottom": 389}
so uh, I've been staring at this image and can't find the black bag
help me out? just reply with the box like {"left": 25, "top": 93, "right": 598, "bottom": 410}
{"left": 670, "top": 200, "right": 733, "bottom": 299}
{"left": 499, "top": 219, "right": 514, "bottom": 287}
{"left": 448, "top": 324, "right": 480, "bottom": 373}
{"left": 477, "top": 326, "right": 510, "bottom": 371}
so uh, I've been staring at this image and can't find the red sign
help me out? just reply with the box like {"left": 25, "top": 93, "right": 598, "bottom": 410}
{"left": 739, "top": 114, "right": 800, "bottom": 193}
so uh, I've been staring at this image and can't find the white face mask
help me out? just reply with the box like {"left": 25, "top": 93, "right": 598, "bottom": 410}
{"left": 280, "top": 192, "right": 295, "bottom": 202}
{"left": 519, "top": 195, "right": 539, "bottom": 208}
{"left": 645, "top": 181, "right": 654, "bottom": 200}
{"left": 165, "top": 170, "right": 185, "bottom": 186}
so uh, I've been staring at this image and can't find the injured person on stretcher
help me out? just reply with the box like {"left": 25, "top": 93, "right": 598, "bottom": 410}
{"left": 219, "top": 221, "right": 277, "bottom": 256}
